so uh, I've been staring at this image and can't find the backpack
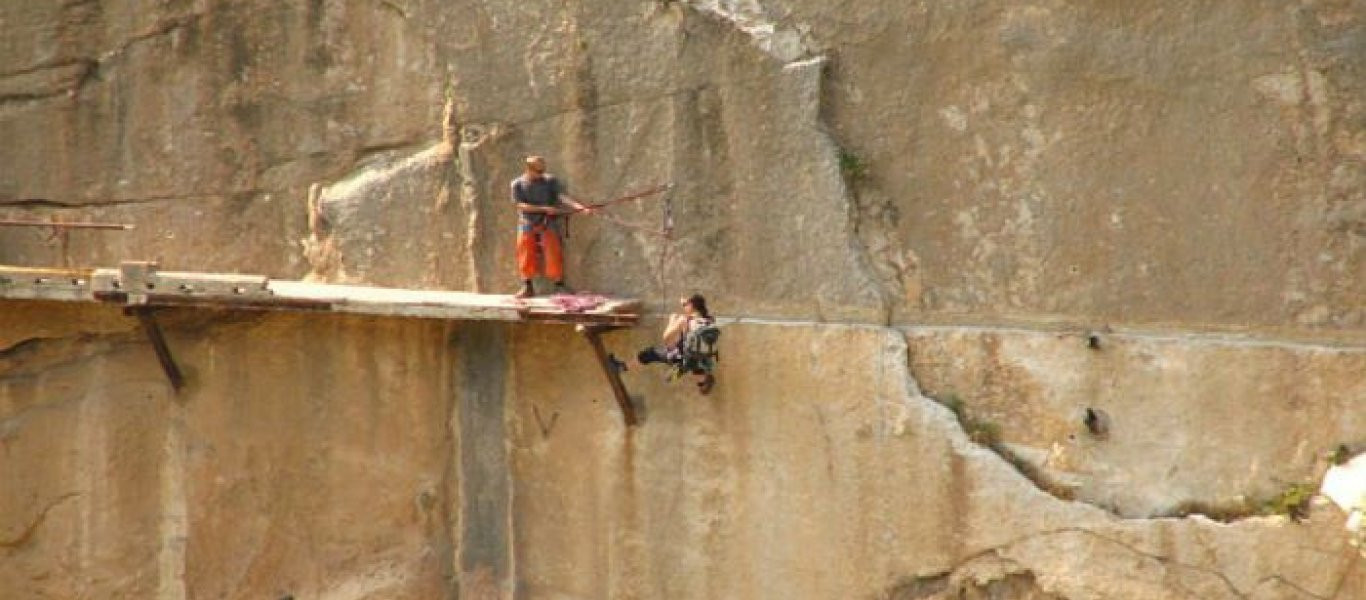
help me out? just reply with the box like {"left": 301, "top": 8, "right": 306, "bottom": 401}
{"left": 675, "top": 320, "right": 721, "bottom": 376}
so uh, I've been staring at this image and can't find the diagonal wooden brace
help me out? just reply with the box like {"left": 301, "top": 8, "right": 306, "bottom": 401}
{"left": 127, "top": 307, "right": 185, "bottom": 392}
{"left": 577, "top": 324, "right": 636, "bottom": 426}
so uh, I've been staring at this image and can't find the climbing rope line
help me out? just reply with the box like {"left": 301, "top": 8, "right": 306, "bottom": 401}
{"left": 570, "top": 183, "right": 680, "bottom": 310}
{"left": 554, "top": 180, "right": 682, "bottom": 311}
{"left": 655, "top": 193, "right": 676, "bottom": 309}
{"left": 591, "top": 207, "right": 672, "bottom": 238}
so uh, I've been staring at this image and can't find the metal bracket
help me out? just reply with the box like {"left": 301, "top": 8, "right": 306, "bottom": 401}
{"left": 577, "top": 324, "right": 637, "bottom": 426}
{"left": 127, "top": 306, "right": 185, "bottom": 392}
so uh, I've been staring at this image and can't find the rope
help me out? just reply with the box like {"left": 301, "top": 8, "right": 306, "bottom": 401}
{"left": 655, "top": 194, "right": 676, "bottom": 308}
{"left": 565, "top": 183, "right": 680, "bottom": 310}
{"left": 592, "top": 209, "right": 672, "bottom": 238}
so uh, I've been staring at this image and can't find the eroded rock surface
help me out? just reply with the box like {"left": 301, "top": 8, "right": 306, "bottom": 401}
{"left": 1, "top": 1, "right": 1363, "bottom": 599}
{"left": 906, "top": 326, "right": 1366, "bottom": 517}
{"left": 3, "top": 314, "right": 1360, "bottom": 598}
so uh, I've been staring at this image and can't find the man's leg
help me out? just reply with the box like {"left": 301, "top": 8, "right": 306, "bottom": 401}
{"left": 515, "top": 228, "right": 538, "bottom": 298}
{"left": 542, "top": 229, "right": 565, "bottom": 289}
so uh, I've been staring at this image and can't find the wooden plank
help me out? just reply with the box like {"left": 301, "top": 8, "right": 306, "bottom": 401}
{"left": 0, "top": 265, "right": 93, "bottom": 277}
{"left": 268, "top": 281, "right": 527, "bottom": 321}
{"left": 1, "top": 263, "right": 639, "bottom": 327}
{"left": 95, "top": 291, "right": 332, "bottom": 312}
{"left": 91, "top": 266, "right": 271, "bottom": 297}
{"left": 578, "top": 325, "right": 637, "bottom": 426}
{"left": 516, "top": 296, "right": 642, "bottom": 315}
{"left": 0, "top": 266, "right": 95, "bottom": 302}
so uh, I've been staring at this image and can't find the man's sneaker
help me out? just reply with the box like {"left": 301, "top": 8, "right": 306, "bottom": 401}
{"left": 608, "top": 353, "right": 629, "bottom": 373}
{"left": 553, "top": 281, "right": 574, "bottom": 295}
{"left": 513, "top": 281, "right": 534, "bottom": 299}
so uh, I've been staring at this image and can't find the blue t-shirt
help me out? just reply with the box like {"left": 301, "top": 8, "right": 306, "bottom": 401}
{"left": 512, "top": 175, "right": 565, "bottom": 227}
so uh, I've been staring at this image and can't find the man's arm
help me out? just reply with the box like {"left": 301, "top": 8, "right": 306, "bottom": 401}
{"left": 556, "top": 178, "right": 593, "bottom": 214}
{"left": 512, "top": 180, "right": 558, "bottom": 214}
{"left": 558, "top": 191, "right": 592, "bottom": 213}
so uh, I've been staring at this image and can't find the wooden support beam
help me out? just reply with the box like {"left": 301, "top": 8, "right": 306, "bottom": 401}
{"left": 578, "top": 325, "right": 637, "bottom": 427}
{"left": 525, "top": 312, "right": 638, "bottom": 327}
{"left": 128, "top": 307, "right": 186, "bottom": 392}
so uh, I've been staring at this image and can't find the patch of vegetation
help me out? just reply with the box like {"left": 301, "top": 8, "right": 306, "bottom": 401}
{"left": 1171, "top": 481, "right": 1317, "bottom": 522}
{"left": 966, "top": 419, "right": 1002, "bottom": 447}
{"left": 936, "top": 393, "right": 1000, "bottom": 446}
{"left": 838, "top": 148, "right": 869, "bottom": 184}
{"left": 938, "top": 393, "right": 964, "bottom": 415}
{"left": 1261, "top": 482, "right": 1315, "bottom": 521}
{"left": 1330, "top": 443, "right": 1354, "bottom": 465}
{"left": 931, "top": 392, "right": 1074, "bottom": 501}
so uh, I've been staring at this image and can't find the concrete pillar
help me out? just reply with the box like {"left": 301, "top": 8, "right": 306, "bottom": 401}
{"left": 451, "top": 322, "right": 513, "bottom": 599}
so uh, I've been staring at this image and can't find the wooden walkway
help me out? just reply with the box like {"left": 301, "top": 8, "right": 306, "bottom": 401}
{"left": 0, "top": 262, "right": 640, "bottom": 326}
{"left": 0, "top": 262, "right": 643, "bottom": 424}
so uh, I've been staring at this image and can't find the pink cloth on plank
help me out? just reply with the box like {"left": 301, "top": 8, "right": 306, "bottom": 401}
{"left": 549, "top": 293, "right": 608, "bottom": 313}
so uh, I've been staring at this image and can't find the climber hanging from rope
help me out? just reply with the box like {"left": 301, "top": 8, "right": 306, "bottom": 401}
{"left": 513, "top": 166, "right": 709, "bottom": 396}
{"left": 634, "top": 293, "right": 720, "bottom": 395}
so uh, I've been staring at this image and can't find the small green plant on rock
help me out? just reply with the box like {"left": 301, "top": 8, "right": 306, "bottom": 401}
{"left": 1170, "top": 498, "right": 1257, "bottom": 522}
{"left": 1172, "top": 481, "right": 1318, "bottom": 522}
{"left": 934, "top": 393, "right": 999, "bottom": 445}
{"left": 1330, "top": 443, "right": 1354, "bottom": 465}
{"left": 838, "top": 148, "right": 869, "bottom": 184}
{"left": 1261, "top": 482, "right": 1315, "bottom": 521}
{"left": 930, "top": 392, "right": 1073, "bottom": 500}
{"left": 939, "top": 393, "right": 965, "bottom": 417}
{"left": 966, "top": 419, "right": 1002, "bottom": 446}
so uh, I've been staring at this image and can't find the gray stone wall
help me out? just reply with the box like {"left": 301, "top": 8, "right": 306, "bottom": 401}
{"left": 1, "top": 1, "right": 1362, "bottom": 598}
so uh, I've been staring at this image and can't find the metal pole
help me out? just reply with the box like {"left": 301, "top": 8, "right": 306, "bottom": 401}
{"left": 0, "top": 219, "right": 133, "bottom": 230}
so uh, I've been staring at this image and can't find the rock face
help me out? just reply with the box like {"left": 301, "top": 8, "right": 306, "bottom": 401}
{"left": 1, "top": 1, "right": 1363, "bottom": 599}
{"left": 906, "top": 326, "right": 1366, "bottom": 517}
{"left": 2, "top": 312, "right": 1362, "bottom": 599}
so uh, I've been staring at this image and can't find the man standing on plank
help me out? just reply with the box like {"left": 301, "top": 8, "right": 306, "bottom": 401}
{"left": 511, "top": 155, "right": 593, "bottom": 298}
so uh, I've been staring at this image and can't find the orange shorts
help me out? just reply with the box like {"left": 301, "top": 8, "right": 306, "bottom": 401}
{"left": 517, "top": 223, "right": 562, "bottom": 281}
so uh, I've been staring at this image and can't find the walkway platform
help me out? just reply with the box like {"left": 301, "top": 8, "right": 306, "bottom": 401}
{"left": 0, "top": 261, "right": 644, "bottom": 424}
{"left": 0, "top": 262, "right": 640, "bottom": 326}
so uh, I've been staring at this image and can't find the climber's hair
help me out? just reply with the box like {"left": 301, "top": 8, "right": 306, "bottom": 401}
{"left": 686, "top": 294, "right": 710, "bottom": 319}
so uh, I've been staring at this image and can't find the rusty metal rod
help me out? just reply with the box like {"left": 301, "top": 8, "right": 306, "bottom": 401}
{"left": 0, "top": 220, "right": 131, "bottom": 230}
{"left": 0, "top": 219, "right": 134, "bottom": 230}
{"left": 0, "top": 219, "right": 133, "bottom": 230}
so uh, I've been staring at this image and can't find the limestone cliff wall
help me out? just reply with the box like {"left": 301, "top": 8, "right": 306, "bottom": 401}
{"left": 2, "top": 307, "right": 1363, "bottom": 599}
{"left": 1, "top": 1, "right": 1363, "bottom": 599}
{"left": 3, "top": 0, "right": 1360, "bottom": 329}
